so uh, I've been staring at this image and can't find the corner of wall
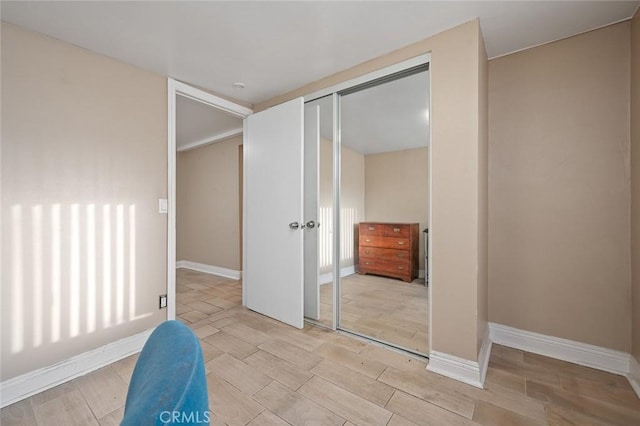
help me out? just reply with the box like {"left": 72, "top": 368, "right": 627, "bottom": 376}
{"left": 630, "top": 5, "right": 640, "bottom": 367}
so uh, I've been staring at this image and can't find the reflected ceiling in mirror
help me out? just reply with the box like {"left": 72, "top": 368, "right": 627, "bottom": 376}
{"left": 333, "top": 70, "right": 429, "bottom": 155}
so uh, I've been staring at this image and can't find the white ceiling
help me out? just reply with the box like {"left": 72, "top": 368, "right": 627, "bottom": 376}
{"left": 2, "top": 1, "right": 638, "bottom": 106}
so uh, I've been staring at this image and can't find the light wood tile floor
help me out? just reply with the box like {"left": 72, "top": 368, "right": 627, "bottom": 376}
{"left": 319, "top": 274, "right": 428, "bottom": 354}
{"left": 3, "top": 268, "right": 639, "bottom": 425}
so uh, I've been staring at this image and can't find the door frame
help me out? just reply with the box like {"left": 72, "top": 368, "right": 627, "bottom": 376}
{"left": 167, "top": 79, "right": 253, "bottom": 320}
{"left": 303, "top": 54, "right": 432, "bottom": 350}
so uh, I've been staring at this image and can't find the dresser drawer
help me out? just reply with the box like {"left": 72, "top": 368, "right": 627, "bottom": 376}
{"left": 359, "top": 247, "right": 410, "bottom": 264}
{"left": 359, "top": 235, "right": 410, "bottom": 250}
{"left": 359, "top": 223, "right": 385, "bottom": 236}
{"left": 384, "top": 224, "right": 410, "bottom": 238}
{"left": 359, "top": 259, "right": 411, "bottom": 276}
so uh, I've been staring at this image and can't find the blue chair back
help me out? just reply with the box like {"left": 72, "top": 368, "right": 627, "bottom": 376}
{"left": 121, "top": 320, "right": 209, "bottom": 425}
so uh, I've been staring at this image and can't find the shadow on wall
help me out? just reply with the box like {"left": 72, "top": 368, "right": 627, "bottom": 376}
{"left": 3, "top": 202, "right": 152, "bottom": 372}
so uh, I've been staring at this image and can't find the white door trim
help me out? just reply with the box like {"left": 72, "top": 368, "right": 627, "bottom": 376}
{"left": 167, "top": 79, "right": 253, "bottom": 320}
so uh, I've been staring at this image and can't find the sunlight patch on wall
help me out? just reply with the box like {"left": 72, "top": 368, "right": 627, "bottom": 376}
{"left": 51, "top": 204, "right": 61, "bottom": 343}
{"left": 32, "top": 205, "right": 43, "bottom": 348}
{"left": 11, "top": 205, "right": 23, "bottom": 354}
{"left": 102, "top": 205, "right": 112, "bottom": 328}
{"left": 86, "top": 204, "right": 96, "bottom": 333}
{"left": 6, "top": 202, "right": 150, "bottom": 356}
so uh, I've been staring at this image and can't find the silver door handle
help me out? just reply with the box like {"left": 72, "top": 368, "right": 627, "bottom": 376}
{"left": 305, "top": 220, "right": 316, "bottom": 229}
{"left": 289, "top": 221, "right": 305, "bottom": 230}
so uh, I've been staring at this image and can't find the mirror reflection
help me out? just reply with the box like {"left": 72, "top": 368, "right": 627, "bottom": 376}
{"left": 338, "top": 69, "right": 430, "bottom": 355}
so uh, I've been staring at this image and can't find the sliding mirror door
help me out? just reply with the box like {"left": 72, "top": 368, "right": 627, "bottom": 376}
{"left": 338, "top": 67, "right": 430, "bottom": 355}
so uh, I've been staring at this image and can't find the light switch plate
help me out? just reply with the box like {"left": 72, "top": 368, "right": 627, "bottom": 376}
{"left": 158, "top": 198, "right": 168, "bottom": 214}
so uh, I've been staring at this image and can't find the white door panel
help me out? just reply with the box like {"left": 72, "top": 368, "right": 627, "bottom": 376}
{"left": 244, "top": 98, "right": 304, "bottom": 329}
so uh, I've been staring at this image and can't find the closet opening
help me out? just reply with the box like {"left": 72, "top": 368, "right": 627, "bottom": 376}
{"left": 303, "top": 58, "right": 431, "bottom": 358}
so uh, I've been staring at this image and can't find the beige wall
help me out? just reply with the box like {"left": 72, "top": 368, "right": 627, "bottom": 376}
{"left": 340, "top": 143, "right": 366, "bottom": 269}
{"left": 1, "top": 24, "right": 167, "bottom": 380}
{"left": 488, "top": 22, "right": 631, "bottom": 351}
{"left": 177, "top": 137, "right": 242, "bottom": 271}
{"left": 364, "top": 147, "right": 429, "bottom": 271}
{"left": 258, "top": 20, "right": 488, "bottom": 362}
{"left": 632, "top": 9, "right": 640, "bottom": 361}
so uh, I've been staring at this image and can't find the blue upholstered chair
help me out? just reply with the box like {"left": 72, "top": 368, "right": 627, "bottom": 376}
{"left": 121, "top": 320, "right": 210, "bottom": 425}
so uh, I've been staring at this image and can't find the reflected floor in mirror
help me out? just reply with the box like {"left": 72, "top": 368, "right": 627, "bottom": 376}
{"left": 320, "top": 273, "right": 429, "bottom": 355}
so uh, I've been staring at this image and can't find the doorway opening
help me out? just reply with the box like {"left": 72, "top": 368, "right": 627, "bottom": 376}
{"left": 167, "top": 80, "right": 252, "bottom": 320}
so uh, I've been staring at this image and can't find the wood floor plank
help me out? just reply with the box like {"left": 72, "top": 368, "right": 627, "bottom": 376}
{"left": 28, "top": 380, "right": 78, "bottom": 407}
{"left": 387, "top": 413, "right": 421, "bottom": 426}
{"left": 473, "top": 400, "right": 546, "bottom": 426}
{"left": 386, "top": 390, "right": 478, "bottom": 426}
{"left": 199, "top": 340, "right": 226, "bottom": 362}
{"left": 0, "top": 398, "right": 38, "bottom": 426}
{"left": 244, "top": 349, "right": 314, "bottom": 391}
{"left": 358, "top": 344, "right": 427, "bottom": 372}
{"left": 206, "top": 353, "right": 272, "bottom": 395}
{"left": 97, "top": 406, "right": 124, "bottom": 426}
{"left": 110, "top": 354, "right": 138, "bottom": 384}
{"left": 222, "top": 322, "right": 273, "bottom": 346}
{"left": 315, "top": 342, "right": 387, "bottom": 379}
{"left": 266, "top": 326, "right": 325, "bottom": 352}
{"left": 258, "top": 339, "right": 323, "bottom": 371}
{"left": 298, "top": 375, "right": 393, "bottom": 425}
{"left": 75, "top": 366, "right": 127, "bottom": 419}
{"left": 545, "top": 403, "right": 615, "bottom": 426}
{"left": 527, "top": 380, "right": 640, "bottom": 426}
{"left": 32, "top": 389, "right": 98, "bottom": 426}
{"left": 204, "top": 331, "right": 259, "bottom": 359}
{"left": 179, "top": 310, "right": 211, "bottom": 323}
{"left": 378, "top": 366, "right": 476, "bottom": 419}
{"left": 484, "top": 366, "right": 527, "bottom": 395}
{"left": 246, "top": 411, "right": 290, "bottom": 426}
{"left": 187, "top": 301, "right": 224, "bottom": 315}
{"left": 193, "top": 324, "right": 220, "bottom": 339}
{"left": 206, "top": 374, "right": 265, "bottom": 426}
{"left": 303, "top": 326, "right": 367, "bottom": 353}
{"left": 253, "top": 381, "right": 345, "bottom": 426}
{"left": 311, "top": 358, "right": 395, "bottom": 407}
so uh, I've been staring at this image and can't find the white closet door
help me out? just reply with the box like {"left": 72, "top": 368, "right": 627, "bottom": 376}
{"left": 303, "top": 105, "right": 320, "bottom": 320}
{"left": 244, "top": 98, "right": 304, "bottom": 329}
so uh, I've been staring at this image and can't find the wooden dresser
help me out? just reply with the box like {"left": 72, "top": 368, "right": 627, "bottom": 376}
{"left": 358, "top": 222, "right": 419, "bottom": 283}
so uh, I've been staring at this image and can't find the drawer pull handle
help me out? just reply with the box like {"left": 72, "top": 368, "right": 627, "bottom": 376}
{"left": 365, "top": 250, "right": 370, "bottom": 254}
{"left": 397, "top": 266, "right": 404, "bottom": 270}
{"left": 397, "top": 254, "right": 404, "bottom": 258}
{"left": 393, "top": 228, "right": 400, "bottom": 232}
{"left": 397, "top": 241, "right": 405, "bottom": 246}
{"left": 368, "top": 227, "right": 375, "bottom": 231}
{"left": 365, "top": 262, "right": 370, "bottom": 265}
{"left": 366, "top": 239, "right": 371, "bottom": 243}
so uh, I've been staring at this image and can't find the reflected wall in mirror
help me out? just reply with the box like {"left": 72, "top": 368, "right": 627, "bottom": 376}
{"left": 338, "top": 68, "right": 430, "bottom": 355}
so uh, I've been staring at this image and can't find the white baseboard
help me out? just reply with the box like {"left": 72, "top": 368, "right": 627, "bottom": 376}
{"left": 319, "top": 265, "right": 356, "bottom": 285}
{"left": 629, "top": 356, "right": 640, "bottom": 399}
{"left": 489, "top": 322, "right": 630, "bottom": 377}
{"left": 176, "top": 260, "right": 242, "bottom": 280}
{"left": 427, "top": 351, "right": 485, "bottom": 389}
{"left": 426, "top": 325, "right": 491, "bottom": 389}
{"left": 0, "top": 328, "right": 154, "bottom": 408}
